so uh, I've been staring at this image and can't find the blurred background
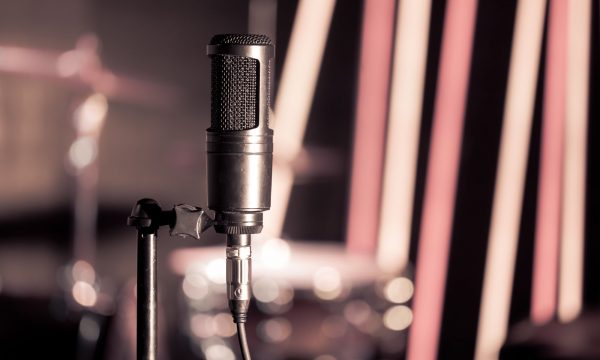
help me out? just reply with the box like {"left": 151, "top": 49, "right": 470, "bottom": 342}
{"left": 0, "top": 0, "right": 598, "bottom": 359}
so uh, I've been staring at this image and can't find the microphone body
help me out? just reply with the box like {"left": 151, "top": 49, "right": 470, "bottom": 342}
{"left": 206, "top": 34, "right": 274, "bottom": 323}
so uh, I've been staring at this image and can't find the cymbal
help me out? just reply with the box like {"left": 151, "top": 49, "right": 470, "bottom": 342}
{"left": 0, "top": 34, "right": 181, "bottom": 108}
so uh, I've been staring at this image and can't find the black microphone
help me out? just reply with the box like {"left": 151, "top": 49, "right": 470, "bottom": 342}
{"left": 206, "top": 34, "right": 274, "bottom": 324}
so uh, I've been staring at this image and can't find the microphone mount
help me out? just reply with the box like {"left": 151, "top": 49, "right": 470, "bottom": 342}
{"left": 127, "top": 199, "right": 216, "bottom": 360}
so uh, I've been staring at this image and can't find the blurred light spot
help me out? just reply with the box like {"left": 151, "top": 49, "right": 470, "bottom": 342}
{"left": 383, "top": 305, "right": 412, "bottom": 331}
{"left": 253, "top": 278, "right": 280, "bottom": 303}
{"left": 259, "top": 238, "right": 291, "bottom": 268}
{"left": 273, "top": 282, "right": 294, "bottom": 305}
{"left": 183, "top": 273, "right": 209, "bottom": 300}
{"left": 75, "top": 94, "right": 108, "bottom": 134}
{"left": 384, "top": 277, "right": 414, "bottom": 304}
{"left": 56, "top": 50, "right": 80, "bottom": 77}
{"left": 253, "top": 278, "right": 294, "bottom": 314}
{"left": 72, "top": 260, "right": 96, "bottom": 284}
{"left": 321, "top": 316, "right": 348, "bottom": 338}
{"left": 213, "top": 313, "right": 236, "bottom": 338}
{"left": 314, "top": 355, "right": 336, "bottom": 360}
{"left": 343, "top": 300, "right": 372, "bottom": 326}
{"left": 258, "top": 317, "right": 292, "bottom": 343}
{"left": 206, "top": 258, "right": 226, "bottom": 285}
{"left": 190, "top": 314, "right": 215, "bottom": 339}
{"left": 72, "top": 281, "right": 97, "bottom": 307}
{"left": 79, "top": 315, "right": 100, "bottom": 342}
{"left": 204, "top": 343, "right": 235, "bottom": 360}
{"left": 69, "top": 137, "right": 97, "bottom": 169}
{"left": 313, "top": 266, "right": 342, "bottom": 300}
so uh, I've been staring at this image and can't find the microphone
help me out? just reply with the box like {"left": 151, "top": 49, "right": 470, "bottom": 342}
{"left": 206, "top": 34, "right": 274, "bottom": 325}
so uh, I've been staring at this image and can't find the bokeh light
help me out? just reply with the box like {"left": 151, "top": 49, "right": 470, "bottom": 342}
{"left": 190, "top": 314, "right": 215, "bottom": 339}
{"left": 258, "top": 238, "right": 291, "bottom": 269}
{"left": 383, "top": 305, "right": 413, "bottom": 331}
{"left": 72, "top": 260, "right": 96, "bottom": 284}
{"left": 206, "top": 258, "right": 226, "bottom": 285}
{"left": 68, "top": 137, "right": 97, "bottom": 169}
{"left": 75, "top": 93, "right": 108, "bottom": 135}
{"left": 183, "top": 272, "right": 209, "bottom": 301}
{"left": 72, "top": 280, "right": 97, "bottom": 307}
{"left": 213, "top": 312, "right": 236, "bottom": 338}
{"left": 257, "top": 317, "right": 292, "bottom": 343}
{"left": 204, "top": 343, "right": 235, "bottom": 360}
{"left": 383, "top": 277, "right": 414, "bottom": 304}
{"left": 254, "top": 278, "right": 294, "bottom": 314}
{"left": 313, "top": 266, "right": 343, "bottom": 300}
{"left": 79, "top": 315, "right": 100, "bottom": 342}
{"left": 253, "top": 277, "right": 280, "bottom": 303}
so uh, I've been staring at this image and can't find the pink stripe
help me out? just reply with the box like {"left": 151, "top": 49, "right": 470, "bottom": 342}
{"left": 346, "top": 0, "right": 396, "bottom": 254}
{"left": 406, "top": 1, "right": 478, "bottom": 359}
{"left": 531, "top": 0, "right": 567, "bottom": 324}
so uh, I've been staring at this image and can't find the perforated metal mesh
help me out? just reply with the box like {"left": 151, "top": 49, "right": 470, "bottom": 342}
{"left": 209, "top": 34, "right": 272, "bottom": 46}
{"left": 210, "top": 55, "right": 258, "bottom": 131}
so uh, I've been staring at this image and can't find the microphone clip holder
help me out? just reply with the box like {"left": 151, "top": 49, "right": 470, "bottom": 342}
{"left": 127, "top": 198, "right": 214, "bottom": 360}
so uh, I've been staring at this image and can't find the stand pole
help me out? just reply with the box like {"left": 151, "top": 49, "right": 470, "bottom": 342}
{"left": 128, "top": 199, "right": 164, "bottom": 360}
{"left": 137, "top": 231, "right": 157, "bottom": 360}
{"left": 128, "top": 200, "right": 214, "bottom": 360}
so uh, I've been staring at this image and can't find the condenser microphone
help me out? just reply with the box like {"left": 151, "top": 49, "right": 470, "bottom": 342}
{"left": 206, "top": 34, "right": 274, "bottom": 329}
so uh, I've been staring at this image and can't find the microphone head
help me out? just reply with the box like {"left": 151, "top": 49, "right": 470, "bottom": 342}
{"left": 208, "top": 34, "right": 273, "bottom": 132}
{"left": 209, "top": 34, "right": 272, "bottom": 46}
{"left": 206, "top": 34, "right": 274, "bottom": 234}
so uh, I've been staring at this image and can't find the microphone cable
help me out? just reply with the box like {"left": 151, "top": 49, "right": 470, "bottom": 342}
{"left": 236, "top": 322, "right": 252, "bottom": 360}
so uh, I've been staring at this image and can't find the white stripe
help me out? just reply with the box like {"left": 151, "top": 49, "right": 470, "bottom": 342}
{"left": 475, "top": 1, "right": 547, "bottom": 359}
{"left": 264, "top": 0, "right": 337, "bottom": 237}
{"left": 377, "top": 0, "right": 432, "bottom": 273}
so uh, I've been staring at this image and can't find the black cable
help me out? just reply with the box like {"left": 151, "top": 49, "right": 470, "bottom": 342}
{"left": 236, "top": 322, "right": 252, "bottom": 360}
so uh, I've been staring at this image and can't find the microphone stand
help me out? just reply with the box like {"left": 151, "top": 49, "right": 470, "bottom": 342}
{"left": 127, "top": 199, "right": 214, "bottom": 360}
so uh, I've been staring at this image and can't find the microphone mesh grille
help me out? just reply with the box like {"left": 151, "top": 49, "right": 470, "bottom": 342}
{"left": 209, "top": 34, "right": 272, "bottom": 46}
{"left": 211, "top": 55, "right": 258, "bottom": 131}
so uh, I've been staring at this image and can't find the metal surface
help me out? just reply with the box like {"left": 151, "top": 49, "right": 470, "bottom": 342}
{"left": 205, "top": 36, "right": 274, "bottom": 348}
{"left": 206, "top": 35, "right": 275, "bottom": 234}
{"left": 137, "top": 232, "right": 157, "bottom": 360}
{"left": 128, "top": 199, "right": 163, "bottom": 360}
{"left": 128, "top": 199, "right": 218, "bottom": 359}
{"left": 170, "top": 204, "right": 214, "bottom": 239}
{"left": 226, "top": 234, "right": 252, "bottom": 322}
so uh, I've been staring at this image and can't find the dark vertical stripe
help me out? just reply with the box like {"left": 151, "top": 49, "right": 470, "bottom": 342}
{"left": 282, "top": 1, "right": 363, "bottom": 241}
{"left": 273, "top": 0, "right": 298, "bottom": 105}
{"left": 584, "top": 0, "right": 600, "bottom": 306}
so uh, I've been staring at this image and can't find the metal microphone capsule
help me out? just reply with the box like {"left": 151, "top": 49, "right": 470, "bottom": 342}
{"left": 206, "top": 34, "right": 274, "bottom": 235}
